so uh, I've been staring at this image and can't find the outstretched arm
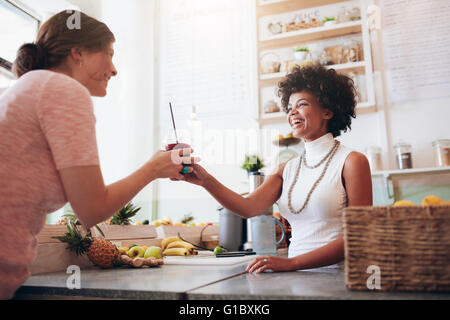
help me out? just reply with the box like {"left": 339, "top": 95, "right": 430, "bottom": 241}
{"left": 180, "top": 162, "right": 287, "bottom": 219}
{"left": 59, "top": 149, "right": 197, "bottom": 229}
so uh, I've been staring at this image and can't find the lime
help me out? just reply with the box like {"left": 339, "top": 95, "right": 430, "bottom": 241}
{"left": 213, "top": 246, "right": 224, "bottom": 255}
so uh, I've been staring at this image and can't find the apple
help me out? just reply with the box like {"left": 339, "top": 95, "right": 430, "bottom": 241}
{"left": 213, "top": 246, "right": 224, "bottom": 255}
{"left": 128, "top": 246, "right": 145, "bottom": 258}
{"left": 144, "top": 246, "right": 162, "bottom": 259}
{"left": 118, "top": 246, "right": 128, "bottom": 254}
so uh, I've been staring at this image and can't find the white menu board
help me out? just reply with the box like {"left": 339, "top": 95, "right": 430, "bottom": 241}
{"left": 381, "top": 0, "right": 450, "bottom": 103}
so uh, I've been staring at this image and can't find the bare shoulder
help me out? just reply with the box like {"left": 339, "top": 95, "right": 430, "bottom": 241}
{"left": 268, "top": 161, "right": 289, "bottom": 178}
{"left": 344, "top": 151, "right": 370, "bottom": 170}
{"left": 342, "top": 151, "right": 373, "bottom": 205}
{"left": 342, "top": 151, "right": 371, "bottom": 183}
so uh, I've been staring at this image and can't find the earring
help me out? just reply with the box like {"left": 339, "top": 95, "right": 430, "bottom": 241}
{"left": 79, "top": 61, "right": 83, "bottom": 68}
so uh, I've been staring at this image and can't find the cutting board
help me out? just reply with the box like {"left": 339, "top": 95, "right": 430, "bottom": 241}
{"left": 163, "top": 251, "right": 258, "bottom": 266}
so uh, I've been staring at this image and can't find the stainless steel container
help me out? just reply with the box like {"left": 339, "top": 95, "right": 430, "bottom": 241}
{"left": 432, "top": 139, "right": 450, "bottom": 167}
{"left": 248, "top": 171, "right": 272, "bottom": 216}
{"left": 218, "top": 206, "right": 246, "bottom": 252}
{"left": 393, "top": 142, "right": 413, "bottom": 170}
{"left": 248, "top": 171, "right": 265, "bottom": 193}
{"left": 243, "top": 172, "right": 273, "bottom": 251}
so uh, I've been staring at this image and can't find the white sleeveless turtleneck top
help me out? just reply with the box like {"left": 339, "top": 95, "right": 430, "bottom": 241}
{"left": 277, "top": 133, "right": 354, "bottom": 265}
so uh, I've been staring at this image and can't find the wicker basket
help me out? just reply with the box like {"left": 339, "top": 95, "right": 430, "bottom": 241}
{"left": 343, "top": 205, "right": 450, "bottom": 292}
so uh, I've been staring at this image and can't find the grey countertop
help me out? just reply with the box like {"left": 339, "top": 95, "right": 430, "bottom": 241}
{"left": 14, "top": 262, "right": 450, "bottom": 300}
{"left": 15, "top": 263, "right": 248, "bottom": 300}
{"left": 186, "top": 268, "right": 450, "bottom": 300}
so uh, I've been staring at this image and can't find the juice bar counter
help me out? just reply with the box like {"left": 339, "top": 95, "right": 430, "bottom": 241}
{"left": 14, "top": 263, "right": 450, "bottom": 300}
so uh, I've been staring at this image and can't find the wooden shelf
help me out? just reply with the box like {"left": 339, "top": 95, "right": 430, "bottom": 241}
{"left": 260, "top": 111, "right": 286, "bottom": 121}
{"left": 256, "top": 0, "right": 377, "bottom": 129}
{"left": 258, "top": 20, "right": 362, "bottom": 50}
{"left": 258, "top": 0, "right": 287, "bottom": 7}
{"left": 326, "top": 60, "right": 366, "bottom": 71}
{"left": 257, "top": 0, "right": 349, "bottom": 17}
{"left": 259, "top": 61, "right": 366, "bottom": 87}
{"left": 259, "top": 102, "right": 376, "bottom": 125}
{"left": 371, "top": 166, "right": 450, "bottom": 178}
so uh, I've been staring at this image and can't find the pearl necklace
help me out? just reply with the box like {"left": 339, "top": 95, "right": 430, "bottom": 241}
{"left": 287, "top": 140, "right": 340, "bottom": 214}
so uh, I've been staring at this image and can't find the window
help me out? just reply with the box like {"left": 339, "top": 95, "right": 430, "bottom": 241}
{"left": 158, "top": 0, "right": 256, "bottom": 123}
{"left": 0, "top": 0, "right": 40, "bottom": 86}
{"left": 156, "top": 0, "right": 258, "bottom": 222}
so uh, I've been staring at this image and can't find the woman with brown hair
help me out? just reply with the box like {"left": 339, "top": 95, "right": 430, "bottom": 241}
{"left": 0, "top": 11, "right": 196, "bottom": 299}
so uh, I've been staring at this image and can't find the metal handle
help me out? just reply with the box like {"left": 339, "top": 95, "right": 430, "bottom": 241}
{"left": 273, "top": 218, "right": 285, "bottom": 246}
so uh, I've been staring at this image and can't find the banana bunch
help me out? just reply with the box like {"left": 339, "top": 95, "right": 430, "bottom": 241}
{"left": 161, "top": 236, "right": 198, "bottom": 256}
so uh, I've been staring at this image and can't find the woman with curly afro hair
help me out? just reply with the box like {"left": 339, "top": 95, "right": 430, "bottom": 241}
{"left": 179, "top": 64, "right": 372, "bottom": 273}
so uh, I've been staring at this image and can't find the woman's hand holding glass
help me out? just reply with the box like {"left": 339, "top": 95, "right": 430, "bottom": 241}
{"left": 147, "top": 148, "right": 200, "bottom": 180}
{"left": 170, "top": 163, "right": 211, "bottom": 185}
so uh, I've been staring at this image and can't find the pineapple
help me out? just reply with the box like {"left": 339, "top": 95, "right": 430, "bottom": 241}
{"left": 53, "top": 220, "right": 118, "bottom": 269}
{"left": 87, "top": 238, "right": 119, "bottom": 268}
{"left": 110, "top": 202, "right": 141, "bottom": 225}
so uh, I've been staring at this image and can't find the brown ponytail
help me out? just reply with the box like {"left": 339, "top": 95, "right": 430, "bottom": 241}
{"left": 13, "top": 10, "right": 115, "bottom": 78}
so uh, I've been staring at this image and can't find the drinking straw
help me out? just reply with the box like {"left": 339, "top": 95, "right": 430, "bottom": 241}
{"left": 168, "top": 102, "right": 179, "bottom": 144}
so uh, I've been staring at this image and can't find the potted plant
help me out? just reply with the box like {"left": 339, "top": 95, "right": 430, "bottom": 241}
{"left": 242, "top": 154, "right": 265, "bottom": 175}
{"left": 242, "top": 154, "right": 266, "bottom": 194}
{"left": 323, "top": 16, "right": 336, "bottom": 27}
{"left": 294, "top": 47, "right": 309, "bottom": 61}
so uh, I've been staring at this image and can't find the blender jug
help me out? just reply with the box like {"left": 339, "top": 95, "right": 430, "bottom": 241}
{"left": 251, "top": 215, "right": 285, "bottom": 255}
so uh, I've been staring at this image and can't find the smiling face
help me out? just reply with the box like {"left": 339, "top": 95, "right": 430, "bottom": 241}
{"left": 61, "top": 42, "right": 117, "bottom": 97}
{"left": 286, "top": 90, "right": 333, "bottom": 142}
{"left": 77, "top": 42, "right": 117, "bottom": 97}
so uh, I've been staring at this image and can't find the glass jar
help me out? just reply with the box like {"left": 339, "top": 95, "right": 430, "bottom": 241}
{"left": 337, "top": 6, "right": 351, "bottom": 23}
{"left": 349, "top": 7, "right": 361, "bottom": 21}
{"left": 342, "top": 39, "right": 359, "bottom": 63}
{"left": 393, "top": 142, "right": 413, "bottom": 169}
{"left": 365, "top": 146, "right": 382, "bottom": 172}
{"left": 432, "top": 139, "right": 450, "bottom": 167}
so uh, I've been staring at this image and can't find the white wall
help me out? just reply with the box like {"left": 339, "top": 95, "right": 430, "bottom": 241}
{"left": 384, "top": 100, "right": 450, "bottom": 170}
{"left": 67, "top": 0, "right": 101, "bottom": 18}
{"left": 370, "top": 22, "right": 450, "bottom": 171}
{"left": 92, "top": 0, "right": 156, "bottom": 222}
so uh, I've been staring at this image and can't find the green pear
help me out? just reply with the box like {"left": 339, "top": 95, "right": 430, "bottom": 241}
{"left": 128, "top": 246, "right": 145, "bottom": 258}
{"left": 144, "top": 246, "right": 162, "bottom": 259}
